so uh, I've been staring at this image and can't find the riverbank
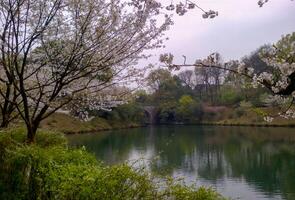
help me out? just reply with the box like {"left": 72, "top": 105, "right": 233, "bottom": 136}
{"left": 156, "top": 106, "right": 295, "bottom": 128}
{"left": 159, "top": 122, "right": 295, "bottom": 128}
{"left": 40, "top": 113, "right": 146, "bottom": 134}
{"left": 199, "top": 106, "right": 295, "bottom": 127}
{"left": 40, "top": 109, "right": 295, "bottom": 135}
{"left": 198, "top": 121, "right": 295, "bottom": 127}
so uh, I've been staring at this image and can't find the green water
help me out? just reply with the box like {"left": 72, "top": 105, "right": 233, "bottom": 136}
{"left": 67, "top": 125, "right": 295, "bottom": 200}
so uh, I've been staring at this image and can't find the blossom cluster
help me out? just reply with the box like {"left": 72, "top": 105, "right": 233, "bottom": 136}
{"left": 234, "top": 35, "right": 295, "bottom": 122}
{"left": 257, "top": 0, "right": 269, "bottom": 7}
{"left": 202, "top": 10, "right": 218, "bottom": 19}
{"left": 279, "top": 110, "right": 295, "bottom": 119}
{"left": 63, "top": 88, "right": 127, "bottom": 121}
{"left": 165, "top": 0, "right": 218, "bottom": 18}
{"left": 233, "top": 34, "right": 295, "bottom": 97}
{"left": 159, "top": 53, "right": 174, "bottom": 65}
{"left": 263, "top": 116, "right": 273, "bottom": 123}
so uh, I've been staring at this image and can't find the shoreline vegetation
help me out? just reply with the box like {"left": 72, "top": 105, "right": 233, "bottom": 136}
{"left": 38, "top": 110, "right": 295, "bottom": 135}
{"left": 0, "top": 128, "right": 226, "bottom": 200}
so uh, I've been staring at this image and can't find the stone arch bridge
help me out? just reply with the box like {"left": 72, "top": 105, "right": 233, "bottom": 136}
{"left": 143, "top": 106, "right": 157, "bottom": 125}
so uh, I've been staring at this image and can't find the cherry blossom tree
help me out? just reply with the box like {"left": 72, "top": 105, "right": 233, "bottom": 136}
{"left": 0, "top": 0, "right": 172, "bottom": 142}
{"left": 0, "top": 0, "right": 216, "bottom": 134}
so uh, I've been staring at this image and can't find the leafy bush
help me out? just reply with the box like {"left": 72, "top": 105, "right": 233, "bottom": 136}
{"left": 0, "top": 130, "right": 226, "bottom": 200}
{"left": 116, "top": 103, "right": 145, "bottom": 123}
{"left": 96, "top": 102, "right": 146, "bottom": 125}
{"left": 0, "top": 146, "right": 99, "bottom": 200}
{"left": 166, "top": 181, "right": 224, "bottom": 200}
{"left": 220, "top": 87, "right": 242, "bottom": 105}
{"left": 176, "top": 95, "right": 203, "bottom": 123}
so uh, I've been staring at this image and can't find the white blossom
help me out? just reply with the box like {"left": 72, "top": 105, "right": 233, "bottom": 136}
{"left": 202, "top": 10, "right": 218, "bottom": 19}
{"left": 164, "top": 1, "right": 218, "bottom": 18}
{"left": 258, "top": 0, "right": 269, "bottom": 7}
{"left": 263, "top": 116, "right": 273, "bottom": 122}
{"left": 159, "top": 53, "right": 174, "bottom": 65}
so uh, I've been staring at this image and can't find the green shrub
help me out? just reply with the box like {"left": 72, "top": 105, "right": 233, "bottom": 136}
{"left": 220, "top": 87, "right": 242, "bottom": 105}
{"left": 1, "top": 146, "right": 99, "bottom": 200}
{"left": 166, "top": 182, "right": 224, "bottom": 200}
{"left": 0, "top": 128, "right": 67, "bottom": 165}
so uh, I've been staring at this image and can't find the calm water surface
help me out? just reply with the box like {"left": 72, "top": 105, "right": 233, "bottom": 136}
{"left": 67, "top": 126, "right": 295, "bottom": 200}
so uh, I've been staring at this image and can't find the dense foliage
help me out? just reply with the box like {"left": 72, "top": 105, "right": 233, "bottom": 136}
{"left": 94, "top": 102, "right": 147, "bottom": 125}
{"left": 133, "top": 66, "right": 272, "bottom": 124}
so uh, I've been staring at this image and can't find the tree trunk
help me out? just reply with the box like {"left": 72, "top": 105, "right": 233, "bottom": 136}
{"left": 0, "top": 84, "right": 18, "bottom": 128}
{"left": 0, "top": 116, "right": 9, "bottom": 128}
{"left": 26, "top": 123, "right": 38, "bottom": 144}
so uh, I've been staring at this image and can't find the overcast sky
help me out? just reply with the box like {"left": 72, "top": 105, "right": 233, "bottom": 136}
{"left": 142, "top": 0, "right": 295, "bottom": 67}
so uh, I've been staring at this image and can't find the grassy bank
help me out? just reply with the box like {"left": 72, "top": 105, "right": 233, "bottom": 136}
{"left": 200, "top": 106, "right": 295, "bottom": 127}
{"left": 0, "top": 128, "right": 226, "bottom": 200}
{"left": 40, "top": 108, "right": 295, "bottom": 135}
{"left": 40, "top": 113, "right": 145, "bottom": 134}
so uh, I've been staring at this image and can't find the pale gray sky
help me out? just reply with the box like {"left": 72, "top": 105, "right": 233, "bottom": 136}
{"left": 143, "top": 0, "right": 295, "bottom": 66}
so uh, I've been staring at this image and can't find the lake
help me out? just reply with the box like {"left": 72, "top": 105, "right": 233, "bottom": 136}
{"left": 67, "top": 125, "right": 295, "bottom": 200}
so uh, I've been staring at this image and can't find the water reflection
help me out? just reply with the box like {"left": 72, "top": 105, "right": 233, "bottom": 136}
{"left": 67, "top": 126, "right": 295, "bottom": 200}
